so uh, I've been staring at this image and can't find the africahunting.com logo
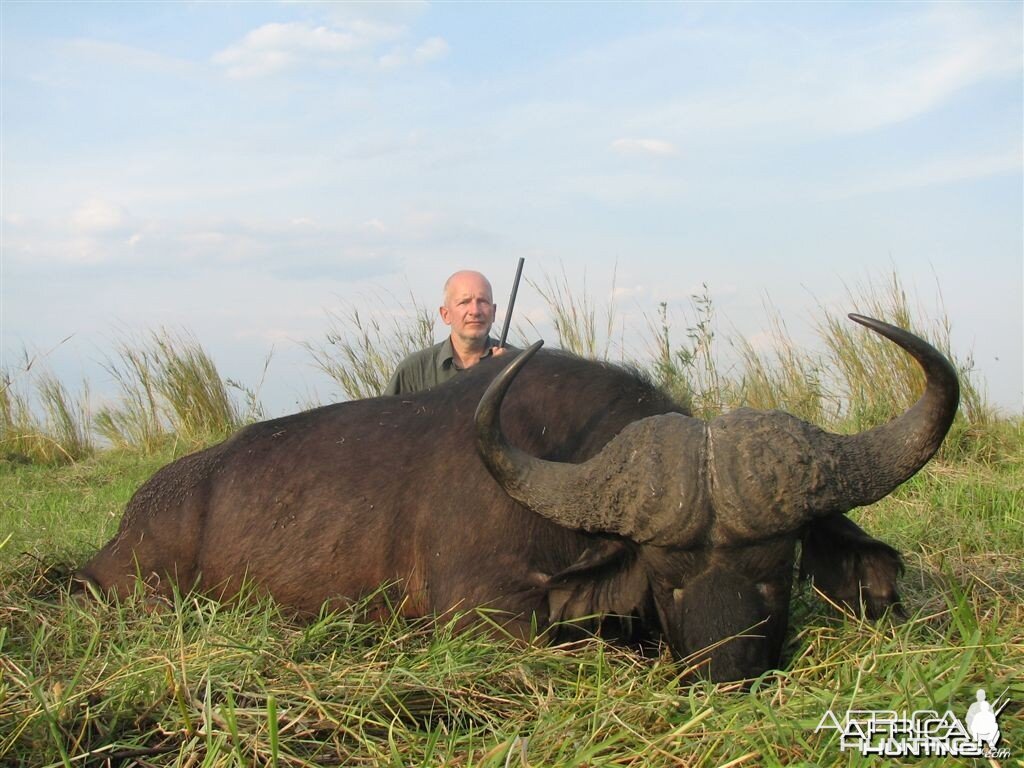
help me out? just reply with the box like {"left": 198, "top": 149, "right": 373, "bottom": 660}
{"left": 815, "top": 687, "right": 1010, "bottom": 759}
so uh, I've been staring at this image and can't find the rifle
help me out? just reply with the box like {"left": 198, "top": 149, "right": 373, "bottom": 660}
{"left": 498, "top": 257, "right": 525, "bottom": 348}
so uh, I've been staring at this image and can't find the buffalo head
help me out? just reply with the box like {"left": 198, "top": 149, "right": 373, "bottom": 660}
{"left": 475, "top": 314, "right": 959, "bottom": 680}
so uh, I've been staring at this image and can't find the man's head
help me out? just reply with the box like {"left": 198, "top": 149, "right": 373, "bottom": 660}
{"left": 441, "top": 270, "right": 497, "bottom": 348}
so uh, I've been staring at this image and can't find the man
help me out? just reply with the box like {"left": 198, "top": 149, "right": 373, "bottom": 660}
{"left": 384, "top": 270, "right": 511, "bottom": 396}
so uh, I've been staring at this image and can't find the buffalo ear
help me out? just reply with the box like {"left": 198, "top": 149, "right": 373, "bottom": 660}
{"left": 544, "top": 539, "right": 645, "bottom": 639}
{"left": 800, "top": 515, "right": 904, "bottom": 619}
{"left": 547, "top": 539, "right": 630, "bottom": 585}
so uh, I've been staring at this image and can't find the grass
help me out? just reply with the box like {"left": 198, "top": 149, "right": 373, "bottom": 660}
{"left": 1, "top": 270, "right": 1021, "bottom": 764}
{"left": 305, "top": 292, "right": 437, "bottom": 401}
{"left": 1, "top": 354, "right": 94, "bottom": 466}
{"left": 1, "top": 444, "right": 1021, "bottom": 765}
{"left": 96, "top": 329, "right": 247, "bottom": 451}
{"left": 816, "top": 272, "right": 993, "bottom": 460}
{"left": 622, "top": 270, "right": 996, "bottom": 459}
{"left": 524, "top": 265, "right": 619, "bottom": 362}
{"left": 645, "top": 286, "right": 728, "bottom": 421}
{"left": 5, "top": 330, "right": 251, "bottom": 464}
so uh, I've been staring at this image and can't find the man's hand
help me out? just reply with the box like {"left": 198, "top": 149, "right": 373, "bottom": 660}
{"left": 491, "top": 346, "right": 508, "bottom": 358}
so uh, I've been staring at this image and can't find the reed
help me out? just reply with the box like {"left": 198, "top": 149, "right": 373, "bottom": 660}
{"left": 0, "top": 357, "right": 93, "bottom": 465}
{"left": 525, "top": 265, "right": 619, "bottom": 362}
{"left": 95, "top": 329, "right": 242, "bottom": 451}
{"left": 306, "top": 293, "right": 436, "bottom": 400}
{"left": 817, "top": 271, "right": 996, "bottom": 459}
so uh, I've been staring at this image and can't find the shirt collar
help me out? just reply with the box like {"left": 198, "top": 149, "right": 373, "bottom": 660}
{"left": 437, "top": 336, "right": 497, "bottom": 371}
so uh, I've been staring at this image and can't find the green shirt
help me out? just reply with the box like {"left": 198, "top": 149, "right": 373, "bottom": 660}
{"left": 383, "top": 336, "right": 503, "bottom": 396}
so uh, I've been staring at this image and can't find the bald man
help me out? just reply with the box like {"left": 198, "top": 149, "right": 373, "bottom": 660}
{"left": 383, "top": 270, "right": 511, "bottom": 396}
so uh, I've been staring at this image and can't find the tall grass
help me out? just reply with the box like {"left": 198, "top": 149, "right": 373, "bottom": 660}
{"left": 306, "top": 293, "right": 436, "bottom": 400}
{"left": 3, "top": 268, "right": 1005, "bottom": 464}
{"left": 2, "top": 331, "right": 248, "bottom": 463}
{"left": 0, "top": 355, "right": 93, "bottom": 465}
{"left": 149, "top": 330, "right": 241, "bottom": 444}
{"left": 731, "top": 306, "right": 830, "bottom": 425}
{"left": 95, "top": 329, "right": 244, "bottom": 451}
{"left": 531, "top": 268, "right": 997, "bottom": 457}
{"left": 525, "top": 266, "right": 619, "bottom": 361}
{"left": 36, "top": 374, "right": 94, "bottom": 462}
{"left": 645, "top": 287, "right": 728, "bottom": 420}
{"left": 818, "top": 272, "right": 993, "bottom": 459}
{"left": 304, "top": 267, "right": 1000, "bottom": 462}
{"left": 0, "top": 368, "right": 34, "bottom": 459}
{"left": 94, "top": 339, "right": 167, "bottom": 453}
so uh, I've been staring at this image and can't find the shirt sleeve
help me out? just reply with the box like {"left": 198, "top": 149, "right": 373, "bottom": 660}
{"left": 382, "top": 368, "right": 403, "bottom": 396}
{"left": 382, "top": 344, "right": 441, "bottom": 396}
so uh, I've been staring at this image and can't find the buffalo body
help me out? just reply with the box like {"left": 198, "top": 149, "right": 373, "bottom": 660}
{"left": 79, "top": 315, "right": 958, "bottom": 682}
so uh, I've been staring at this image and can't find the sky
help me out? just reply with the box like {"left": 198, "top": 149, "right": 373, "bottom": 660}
{"left": 2, "top": 1, "right": 1022, "bottom": 416}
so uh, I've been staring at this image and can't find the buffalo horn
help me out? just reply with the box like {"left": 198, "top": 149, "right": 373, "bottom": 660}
{"left": 476, "top": 315, "right": 960, "bottom": 546}
{"left": 813, "top": 313, "right": 960, "bottom": 510}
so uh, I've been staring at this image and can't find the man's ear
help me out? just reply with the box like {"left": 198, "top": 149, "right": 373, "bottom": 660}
{"left": 439, "top": 305, "right": 451, "bottom": 326}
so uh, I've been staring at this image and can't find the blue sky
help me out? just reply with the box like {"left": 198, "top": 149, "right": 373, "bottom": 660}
{"left": 2, "top": 1, "right": 1022, "bottom": 414}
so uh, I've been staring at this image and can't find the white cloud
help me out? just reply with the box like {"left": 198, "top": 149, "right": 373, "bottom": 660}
{"left": 414, "top": 36, "right": 449, "bottom": 64}
{"left": 252, "top": 22, "right": 359, "bottom": 52}
{"left": 346, "top": 19, "right": 407, "bottom": 45}
{"left": 807, "top": 22, "right": 1021, "bottom": 136}
{"left": 6, "top": 209, "right": 413, "bottom": 281}
{"left": 378, "top": 50, "right": 406, "bottom": 71}
{"left": 68, "top": 240, "right": 113, "bottom": 264}
{"left": 610, "top": 138, "right": 678, "bottom": 157}
{"left": 70, "top": 199, "right": 127, "bottom": 234}
{"left": 379, "top": 36, "right": 448, "bottom": 70}
{"left": 213, "top": 22, "right": 352, "bottom": 78}
{"left": 213, "top": 19, "right": 407, "bottom": 78}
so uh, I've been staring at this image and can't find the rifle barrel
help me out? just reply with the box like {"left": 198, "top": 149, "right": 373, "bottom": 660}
{"left": 498, "top": 257, "right": 525, "bottom": 348}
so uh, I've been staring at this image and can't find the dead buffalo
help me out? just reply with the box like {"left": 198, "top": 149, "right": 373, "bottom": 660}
{"left": 77, "top": 314, "right": 959, "bottom": 682}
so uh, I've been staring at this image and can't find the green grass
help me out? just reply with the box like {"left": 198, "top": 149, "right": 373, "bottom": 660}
{"left": 95, "top": 329, "right": 248, "bottom": 452}
{"left": 4, "top": 330, "right": 249, "bottom": 466}
{"left": 4, "top": 269, "right": 1001, "bottom": 463}
{"left": 305, "top": 292, "right": 437, "bottom": 402}
{"left": 524, "top": 265, "right": 619, "bottom": 362}
{"left": 1, "top": 358, "right": 94, "bottom": 466}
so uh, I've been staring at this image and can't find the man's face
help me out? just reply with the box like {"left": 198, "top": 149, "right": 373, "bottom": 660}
{"left": 440, "top": 272, "right": 497, "bottom": 345}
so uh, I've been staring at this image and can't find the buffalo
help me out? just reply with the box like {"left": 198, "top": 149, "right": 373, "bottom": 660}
{"left": 77, "top": 314, "right": 959, "bottom": 682}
